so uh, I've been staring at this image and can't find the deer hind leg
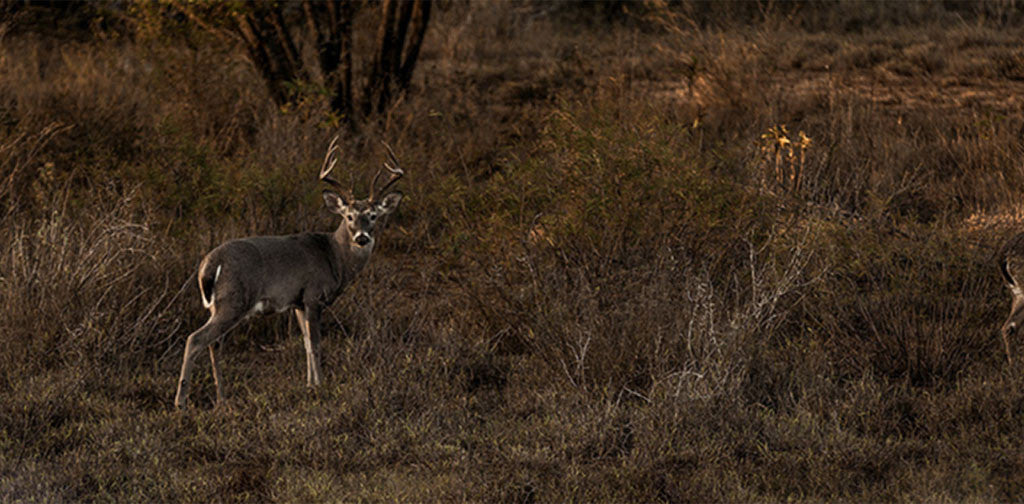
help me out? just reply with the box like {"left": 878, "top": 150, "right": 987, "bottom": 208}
{"left": 208, "top": 345, "right": 224, "bottom": 405}
{"left": 175, "top": 317, "right": 232, "bottom": 409}
{"left": 295, "top": 307, "right": 323, "bottom": 387}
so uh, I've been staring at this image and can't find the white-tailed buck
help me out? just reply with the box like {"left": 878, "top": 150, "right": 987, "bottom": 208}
{"left": 1000, "top": 232, "right": 1024, "bottom": 364}
{"left": 174, "top": 137, "right": 404, "bottom": 409}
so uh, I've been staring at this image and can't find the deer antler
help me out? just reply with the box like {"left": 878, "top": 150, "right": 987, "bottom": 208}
{"left": 319, "top": 136, "right": 352, "bottom": 198}
{"left": 369, "top": 141, "right": 404, "bottom": 202}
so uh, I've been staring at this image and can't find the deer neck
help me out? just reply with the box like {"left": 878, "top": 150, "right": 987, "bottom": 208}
{"left": 332, "top": 226, "right": 372, "bottom": 277}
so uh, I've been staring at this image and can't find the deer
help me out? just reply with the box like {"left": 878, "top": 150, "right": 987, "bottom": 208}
{"left": 174, "top": 137, "right": 404, "bottom": 409}
{"left": 1000, "top": 232, "right": 1024, "bottom": 364}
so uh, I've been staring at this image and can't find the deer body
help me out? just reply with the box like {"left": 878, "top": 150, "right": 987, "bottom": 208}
{"left": 199, "top": 232, "right": 366, "bottom": 316}
{"left": 174, "top": 138, "right": 404, "bottom": 409}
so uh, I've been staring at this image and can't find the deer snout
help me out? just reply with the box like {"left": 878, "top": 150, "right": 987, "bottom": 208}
{"left": 354, "top": 233, "right": 371, "bottom": 247}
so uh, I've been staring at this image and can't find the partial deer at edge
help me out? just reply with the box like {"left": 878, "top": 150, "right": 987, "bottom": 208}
{"left": 1000, "top": 232, "right": 1024, "bottom": 364}
{"left": 174, "top": 137, "right": 405, "bottom": 409}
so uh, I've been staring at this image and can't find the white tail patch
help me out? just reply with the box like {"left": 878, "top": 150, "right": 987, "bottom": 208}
{"left": 201, "top": 264, "right": 221, "bottom": 309}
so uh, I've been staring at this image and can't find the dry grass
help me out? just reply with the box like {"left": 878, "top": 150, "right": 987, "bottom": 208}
{"left": 2, "top": 1, "right": 1024, "bottom": 502}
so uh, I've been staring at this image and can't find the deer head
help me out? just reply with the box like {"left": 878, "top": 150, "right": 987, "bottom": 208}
{"left": 318, "top": 137, "right": 404, "bottom": 253}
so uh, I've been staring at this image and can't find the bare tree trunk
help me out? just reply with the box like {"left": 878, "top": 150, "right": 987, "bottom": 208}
{"left": 363, "top": 0, "right": 432, "bottom": 116}
{"left": 304, "top": 0, "right": 355, "bottom": 121}
{"left": 234, "top": 4, "right": 306, "bottom": 107}
{"left": 335, "top": 10, "right": 353, "bottom": 119}
{"left": 200, "top": 0, "right": 429, "bottom": 121}
{"left": 398, "top": 0, "right": 432, "bottom": 91}
{"left": 364, "top": 0, "right": 398, "bottom": 116}
{"left": 389, "top": 0, "right": 416, "bottom": 75}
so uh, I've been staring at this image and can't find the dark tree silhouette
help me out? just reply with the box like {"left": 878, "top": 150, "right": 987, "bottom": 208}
{"left": 182, "top": 0, "right": 432, "bottom": 124}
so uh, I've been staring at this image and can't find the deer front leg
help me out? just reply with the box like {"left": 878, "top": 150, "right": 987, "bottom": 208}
{"left": 294, "top": 307, "right": 323, "bottom": 387}
{"left": 307, "top": 307, "right": 324, "bottom": 386}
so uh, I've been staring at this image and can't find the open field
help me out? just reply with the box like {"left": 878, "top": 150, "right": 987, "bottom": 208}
{"left": 3, "top": 2, "right": 1024, "bottom": 501}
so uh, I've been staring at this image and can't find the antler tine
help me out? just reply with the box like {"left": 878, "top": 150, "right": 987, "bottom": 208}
{"left": 370, "top": 141, "right": 405, "bottom": 202}
{"left": 318, "top": 135, "right": 348, "bottom": 195}
{"left": 382, "top": 141, "right": 403, "bottom": 173}
{"left": 318, "top": 136, "right": 338, "bottom": 179}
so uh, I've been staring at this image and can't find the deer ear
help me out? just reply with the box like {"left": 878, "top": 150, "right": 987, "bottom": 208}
{"left": 322, "top": 190, "right": 348, "bottom": 214}
{"left": 376, "top": 191, "right": 403, "bottom": 215}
